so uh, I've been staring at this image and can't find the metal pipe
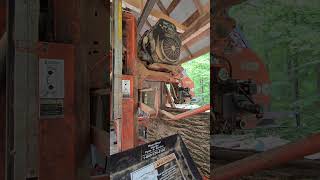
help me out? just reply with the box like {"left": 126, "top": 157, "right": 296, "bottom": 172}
{"left": 161, "top": 104, "right": 210, "bottom": 120}
{"left": 213, "top": 133, "right": 320, "bottom": 180}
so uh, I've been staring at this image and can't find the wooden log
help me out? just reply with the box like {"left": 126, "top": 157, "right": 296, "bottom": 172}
{"left": 147, "top": 109, "right": 210, "bottom": 177}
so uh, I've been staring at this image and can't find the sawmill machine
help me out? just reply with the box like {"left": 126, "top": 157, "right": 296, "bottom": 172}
{"left": 110, "top": 9, "right": 209, "bottom": 180}
{"left": 117, "top": 9, "right": 210, "bottom": 152}
{"left": 212, "top": 0, "right": 272, "bottom": 134}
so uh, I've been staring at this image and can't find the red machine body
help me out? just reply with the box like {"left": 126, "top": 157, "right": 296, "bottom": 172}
{"left": 181, "top": 74, "right": 195, "bottom": 97}
{"left": 38, "top": 42, "right": 76, "bottom": 180}
{"left": 117, "top": 12, "right": 138, "bottom": 151}
{"left": 212, "top": 0, "right": 272, "bottom": 132}
{"left": 118, "top": 11, "right": 208, "bottom": 153}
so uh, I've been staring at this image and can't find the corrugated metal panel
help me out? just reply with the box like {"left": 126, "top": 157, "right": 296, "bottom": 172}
{"left": 180, "top": 49, "right": 189, "bottom": 60}
{"left": 170, "top": 0, "right": 197, "bottom": 23}
{"left": 188, "top": 35, "right": 210, "bottom": 54}
{"left": 161, "top": 0, "right": 173, "bottom": 9}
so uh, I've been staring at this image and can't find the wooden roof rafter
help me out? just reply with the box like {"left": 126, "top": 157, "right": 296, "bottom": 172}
{"left": 167, "top": 0, "right": 181, "bottom": 14}
{"left": 124, "top": 0, "right": 187, "bottom": 32}
{"left": 192, "top": 0, "right": 204, "bottom": 14}
{"left": 156, "top": 1, "right": 169, "bottom": 14}
{"left": 181, "top": 11, "right": 210, "bottom": 45}
{"left": 179, "top": 46, "right": 210, "bottom": 64}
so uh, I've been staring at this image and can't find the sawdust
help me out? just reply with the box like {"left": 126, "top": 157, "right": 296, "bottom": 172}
{"left": 147, "top": 109, "right": 210, "bottom": 177}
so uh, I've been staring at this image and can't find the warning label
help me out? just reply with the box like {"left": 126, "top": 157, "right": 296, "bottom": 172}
{"left": 130, "top": 153, "right": 185, "bottom": 180}
{"left": 142, "top": 141, "right": 166, "bottom": 160}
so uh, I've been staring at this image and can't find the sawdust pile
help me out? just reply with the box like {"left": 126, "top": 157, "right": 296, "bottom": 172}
{"left": 147, "top": 109, "right": 210, "bottom": 177}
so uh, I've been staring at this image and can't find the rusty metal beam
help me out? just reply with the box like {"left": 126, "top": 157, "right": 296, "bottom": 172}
{"left": 137, "top": 0, "right": 158, "bottom": 32}
{"left": 213, "top": 133, "right": 320, "bottom": 180}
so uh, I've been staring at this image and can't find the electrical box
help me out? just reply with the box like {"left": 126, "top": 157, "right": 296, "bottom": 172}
{"left": 39, "top": 59, "right": 64, "bottom": 118}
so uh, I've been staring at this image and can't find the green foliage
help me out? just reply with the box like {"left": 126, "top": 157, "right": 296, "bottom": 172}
{"left": 230, "top": 0, "right": 320, "bottom": 141}
{"left": 182, "top": 53, "right": 210, "bottom": 106}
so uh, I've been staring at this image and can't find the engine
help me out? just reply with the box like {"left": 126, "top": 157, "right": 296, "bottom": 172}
{"left": 138, "top": 19, "right": 182, "bottom": 65}
{"left": 213, "top": 60, "right": 263, "bottom": 134}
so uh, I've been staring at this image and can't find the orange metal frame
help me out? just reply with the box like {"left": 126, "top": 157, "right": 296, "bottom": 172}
{"left": 119, "top": 12, "right": 138, "bottom": 151}
{"left": 37, "top": 42, "right": 76, "bottom": 180}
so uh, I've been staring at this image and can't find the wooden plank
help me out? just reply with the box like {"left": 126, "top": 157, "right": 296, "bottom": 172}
{"left": 11, "top": 0, "right": 39, "bottom": 179}
{"left": 137, "top": 0, "right": 157, "bottom": 32}
{"left": 167, "top": 0, "right": 180, "bottom": 14}
{"left": 181, "top": 11, "right": 210, "bottom": 42}
{"left": 179, "top": 46, "right": 210, "bottom": 64}
{"left": 192, "top": 0, "right": 204, "bottom": 14}
{"left": 113, "top": 0, "right": 123, "bottom": 151}
{"left": 182, "top": 22, "right": 209, "bottom": 45}
{"left": 184, "top": 28, "right": 209, "bottom": 47}
{"left": 182, "top": 10, "right": 200, "bottom": 27}
{"left": 156, "top": 1, "right": 168, "bottom": 14}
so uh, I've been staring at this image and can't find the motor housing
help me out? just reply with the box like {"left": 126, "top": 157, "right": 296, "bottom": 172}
{"left": 138, "top": 19, "right": 182, "bottom": 65}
